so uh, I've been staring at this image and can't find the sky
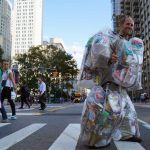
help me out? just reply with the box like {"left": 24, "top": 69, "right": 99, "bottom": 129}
{"left": 43, "top": 0, "right": 112, "bottom": 68}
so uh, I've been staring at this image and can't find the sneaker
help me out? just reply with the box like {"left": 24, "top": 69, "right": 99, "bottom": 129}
{"left": 1, "top": 119, "right": 9, "bottom": 123}
{"left": 8, "top": 115, "right": 17, "bottom": 120}
{"left": 39, "top": 105, "right": 46, "bottom": 110}
{"left": 18, "top": 107, "right": 23, "bottom": 109}
{"left": 120, "top": 136, "right": 142, "bottom": 143}
{"left": 11, "top": 115, "right": 17, "bottom": 120}
{"left": 43, "top": 105, "right": 46, "bottom": 110}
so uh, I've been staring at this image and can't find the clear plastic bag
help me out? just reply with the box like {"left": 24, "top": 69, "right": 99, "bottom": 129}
{"left": 112, "top": 39, "right": 142, "bottom": 89}
{"left": 80, "top": 86, "right": 112, "bottom": 147}
{"left": 90, "top": 29, "right": 118, "bottom": 68}
{"left": 80, "top": 84, "right": 141, "bottom": 147}
{"left": 78, "top": 29, "right": 118, "bottom": 89}
{"left": 91, "top": 32, "right": 110, "bottom": 68}
{"left": 78, "top": 37, "right": 96, "bottom": 89}
{"left": 128, "top": 38, "right": 144, "bottom": 90}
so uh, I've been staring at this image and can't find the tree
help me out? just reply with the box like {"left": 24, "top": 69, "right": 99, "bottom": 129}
{"left": 15, "top": 45, "right": 79, "bottom": 92}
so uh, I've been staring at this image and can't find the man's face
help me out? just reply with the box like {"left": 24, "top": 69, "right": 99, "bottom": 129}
{"left": 38, "top": 78, "right": 42, "bottom": 83}
{"left": 3, "top": 61, "right": 9, "bottom": 70}
{"left": 121, "top": 17, "right": 134, "bottom": 36}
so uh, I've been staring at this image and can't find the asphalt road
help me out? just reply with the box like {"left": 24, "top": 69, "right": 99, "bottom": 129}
{"left": 0, "top": 102, "right": 150, "bottom": 150}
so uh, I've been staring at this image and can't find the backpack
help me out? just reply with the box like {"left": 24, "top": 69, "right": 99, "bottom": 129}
{"left": 112, "top": 37, "right": 144, "bottom": 89}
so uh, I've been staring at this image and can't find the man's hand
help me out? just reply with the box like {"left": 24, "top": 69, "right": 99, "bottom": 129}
{"left": 122, "top": 55, "right": 127, "bottom": 64}
{"left": 110, "top": 52, "right": 118, "bottom": 64}
{"left": 109, "top": 53, "right": 127, "bottom": 65}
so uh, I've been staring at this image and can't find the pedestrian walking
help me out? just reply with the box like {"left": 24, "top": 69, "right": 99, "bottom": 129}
{"left": 1, "top": 60, "right": 17, "bottom": 120}
{"left": 80, "top": 15, "right": 142, "bottom": 148}
{"left": 38, "top": 76, "right": 46, "bottom": 110}
{"left": 140, "top": 94, "right": 145, "bottom": 103}
{"left": 19, "top": 84, "right": 30, "bottom": 109}
{"left": 0, "top": 61, "right": 8, "bottom": 122}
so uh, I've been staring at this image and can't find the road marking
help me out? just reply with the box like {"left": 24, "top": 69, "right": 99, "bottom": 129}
{"left": 16, "top": 108, "right": 35, "bottom": 111}
{"left": 0, "top": 123, "right": 46, "bottom": 150}
{"left": 47, "top": 105, "right": 72, "bottom": 112}
{"left": 138, "top": 119, "right": 150, "bottom": 130}
{"left": 7, "top": 112, "right": 43, "bottom": 116}
{"left": 0, "top": 123, "right": 10, "bottom": 128}
{"left": 114, "top": 141, "right": 145, "bottom": 150}
{"left": 48, "top": 124, "right": 80, "bottom": 150}
{"left": 134, "top": 104, "right": 150, "bottom": 108}
{"left": 46, "top": 106, "right": 63, "bottom": 108}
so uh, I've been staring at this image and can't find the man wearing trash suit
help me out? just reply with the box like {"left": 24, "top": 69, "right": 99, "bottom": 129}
{"left": 80, "top": 15, "right": 142, "bottom": 148}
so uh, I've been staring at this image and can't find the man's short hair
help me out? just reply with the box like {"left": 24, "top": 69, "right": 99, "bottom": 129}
{"left": 119, "top": 15, "right": 134, "bottom": 25}
{"left": 38, "top": 75, "right": 44, "bottom": 81}
{"left": 2, "top": 59, "right": 10, "bottom": 63}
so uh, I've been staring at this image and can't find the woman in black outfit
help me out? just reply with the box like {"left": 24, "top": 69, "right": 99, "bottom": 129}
{"left": 19, "top": 84, "right": 30, "bottom": 109}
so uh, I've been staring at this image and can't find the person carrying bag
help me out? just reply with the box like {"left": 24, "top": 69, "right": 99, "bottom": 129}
{"left": 1, "top": 60, "right": 17, "bottom": 120}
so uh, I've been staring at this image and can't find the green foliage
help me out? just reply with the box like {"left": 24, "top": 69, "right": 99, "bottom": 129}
{"left": 15, "top": 45, "right": 79, "bottom": 93}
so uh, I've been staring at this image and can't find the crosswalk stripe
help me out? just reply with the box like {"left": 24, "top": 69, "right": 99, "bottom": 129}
{"left": 48, "top": 124, "right": 80, "bottom": 150}
{"left": 114, "top": 141, "right": 145, "bottom": 150}
{"left": 47, "top": 106, "right": 63, "bottom": 108}
{"left": 49, "top": 124, "right": 145, "bottom": 150}
{"left": 138, "top": 119, "right": 150, "bottom": 130}
{"left": 0, "top": 123, "right": 46, "bottom": 150}
{"left": 16, "top": 108, "right": 35, "bottom": 111}
{"left": 0, "top": 123, "right": 10, "bottom": 128}
{"left": 47, "top": 106, "right": 69, "bottom": 112}
{"left": 7, "top": 112, "right": 43, "bottom": 116}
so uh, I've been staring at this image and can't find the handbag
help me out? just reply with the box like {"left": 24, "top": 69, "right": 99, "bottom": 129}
{"left": 11, "top": 91, "right": 16, "bottom": 100}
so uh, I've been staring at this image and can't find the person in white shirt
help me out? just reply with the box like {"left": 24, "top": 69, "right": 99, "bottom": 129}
{"left": 38, "top": 76, "right": 46, "bottom": 110}
{"left": 1, "top": 60, "right": 17, "bottom": 120}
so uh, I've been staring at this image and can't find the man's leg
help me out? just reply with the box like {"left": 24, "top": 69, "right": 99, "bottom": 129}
{"left": 39, "top": 94, "right": 46, "bottom": 110}
{"left": 24, "top": 97, "right": 30, "bottom": 108}
{"left": 119, "top": 90, "right": 141, "bottom": 142}
{"left": 8, "top": 99, "right": 16, "bottom": 116}
{"left": 6, "top": 88, "right": 16, "bottom": 116}
{"left": 1, "top": 88, "right": 8, "bottom": 121}
{"left": 41, "top": 101, "right": 45, "bottom": 110}
{"left": 20, "top": 96, "right": 24, "bottom": 108}
{"left": 42, "top": 93, "right": 46, "bottom": 109}
{"left": 39, "top": 95, "right": 43, "bottom": 109}
{"left": 0, "top": 104, "right": 8, "bottom": 120}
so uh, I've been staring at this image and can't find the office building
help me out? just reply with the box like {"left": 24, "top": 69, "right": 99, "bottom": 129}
{"left": 11, "top": 0, "right": 44, "bottom": 59}
{"left": 0, "top": 0, "right": 11, "bottom": 60}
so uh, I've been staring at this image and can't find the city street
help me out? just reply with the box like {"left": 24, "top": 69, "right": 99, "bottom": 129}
{"left": 1, "top": 0, "right": 150, "bottom": 150}
{"left": 0, "top": 102, "right": 150, "bottom": 150}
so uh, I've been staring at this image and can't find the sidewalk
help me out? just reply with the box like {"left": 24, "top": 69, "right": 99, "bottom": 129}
{"left": 134, "top": 102, "right": 150, "bottom": 108}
